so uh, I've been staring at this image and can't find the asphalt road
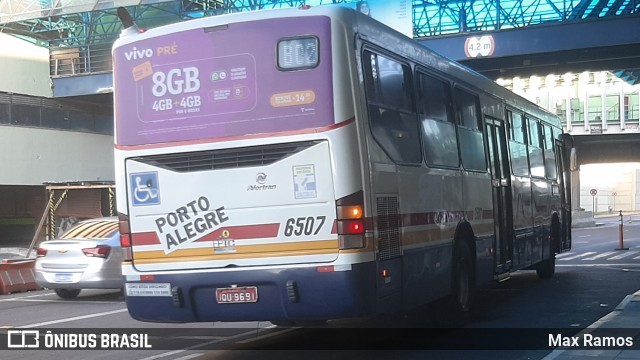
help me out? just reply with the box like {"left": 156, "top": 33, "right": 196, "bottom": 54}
{"left": 1, "top": 218, "right": 638, "bottom": 360}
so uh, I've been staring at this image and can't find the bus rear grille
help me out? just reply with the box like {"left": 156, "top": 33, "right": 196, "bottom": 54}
{"left": 134, "top": 141, "right": 321, "bottom": 172}
{"left": 376, "top": 196, "right": 401, "bottom": 260}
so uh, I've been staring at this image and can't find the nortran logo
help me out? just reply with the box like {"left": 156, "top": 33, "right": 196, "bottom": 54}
{"left": 125, "top": 47, "right": 153, "bottom": 61}
{"left": 247, "top": 172, "right": 276, "bottom": 191}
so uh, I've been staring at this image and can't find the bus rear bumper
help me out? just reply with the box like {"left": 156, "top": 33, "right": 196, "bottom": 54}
{"left": 123, "top": 262, "right": 375, "bottom": 323}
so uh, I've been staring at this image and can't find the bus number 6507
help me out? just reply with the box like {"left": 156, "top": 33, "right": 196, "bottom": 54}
{"left": 284, "top": 216, "right": 326, "bottom": 237}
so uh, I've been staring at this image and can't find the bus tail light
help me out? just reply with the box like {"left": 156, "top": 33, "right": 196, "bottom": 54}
{"left": 119, "top": 212, "right": 132, "bottom": 261}
{"left": 337, "top": 220, "right": 364, "bottom": 235}
{"left": 336, "top": 191, "right": 365, "bottom": 250}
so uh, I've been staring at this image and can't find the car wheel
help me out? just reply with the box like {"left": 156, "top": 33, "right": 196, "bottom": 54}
{"left": 54, "top": 288, "right": 81, "bottom": 299}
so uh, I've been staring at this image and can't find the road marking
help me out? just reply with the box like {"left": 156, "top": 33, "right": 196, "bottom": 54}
{"left": 557, "top": 264, "right": 640, "bottom": 269}
{"left": 555, "top": 252, "right": 575, "bottom": 258}
{"left": 582, "top": 251, "right": 617, "bottom": 260}
{"left": 20, "top": 308, "right": 129, "bottom": 328}
{"left": 0, "top": 292, "right": 53, "bottom": 301}
{"left": 558, "top": 252, "right": 597, "bottom": 261}
{"left": 168, "top": 354, "right": 203, "bottom": 360}
{"left": 236, "top": 327, "right": 297, "bottom": 344}
{"left": 609, "top": 251, "right": 639, "bottom": 260}
{"left": 135, "top": 326, "right": 277, "bottom": 360}
{"left": 2, "top": 298, "right": 120, "bottom": 304}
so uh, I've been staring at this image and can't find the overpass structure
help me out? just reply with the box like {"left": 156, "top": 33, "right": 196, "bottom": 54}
{"left": 0, "top": 0, "right": 639, "bottom": 215}
{"left": 1, "top": 0, "right": 639, "bottom": 97}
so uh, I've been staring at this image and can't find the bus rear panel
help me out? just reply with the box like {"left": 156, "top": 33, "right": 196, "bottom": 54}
{"left": 114, "top": 10, "right": 373, "bottom": 322}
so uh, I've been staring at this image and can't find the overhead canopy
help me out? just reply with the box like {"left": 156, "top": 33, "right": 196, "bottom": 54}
{"left": 0, "top": 0, "right": 174, "bottom": 23}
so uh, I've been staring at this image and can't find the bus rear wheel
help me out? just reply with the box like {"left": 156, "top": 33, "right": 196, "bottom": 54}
{"left": 450, "top": 241, "right": 475, "bottom": 315}
{"left": 535, "top": 256, "right": 555, "bottom": 279}
{"left": 536, "top": 220, "right": 559, "bottom": 279}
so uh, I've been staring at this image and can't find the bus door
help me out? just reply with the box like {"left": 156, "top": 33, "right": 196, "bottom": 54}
{"left": 556, "top": 134, "right": 573, "bottom": 251}
{"left": 485, "top": 118, "right": 514, "bottom": 274}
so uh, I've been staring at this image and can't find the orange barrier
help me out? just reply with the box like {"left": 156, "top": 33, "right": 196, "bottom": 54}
{"left": 0, "top": 259, "right": 42, "bottom": 295}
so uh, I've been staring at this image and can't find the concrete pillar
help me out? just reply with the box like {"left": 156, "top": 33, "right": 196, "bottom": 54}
{"left": 620, "top": 86, "right": 625, "bottom": 129}
{"left": 583, "top": 85, "right": 589, "bottom": 130}
{"left": 572, "top": 166, "right": 581, "bottom": 211}
{"left": 601, "top": 81, "right": 607, "bottom": 129}
{"left": 565, "top": 95, "right": 572, "bottom": 131}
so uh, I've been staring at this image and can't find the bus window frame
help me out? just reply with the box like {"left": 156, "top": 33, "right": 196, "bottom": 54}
{"left": 542, "top": 122, "right": 559, "bottom": 181}
{"left": 527, "top": 116, "right": 546, "bottom": 178}
{"left": 506, "top": 107, "right": 530, "bottom": 177}
{"left": 507, "top": 108, "right": 527, "bottom": 143}
{"left": 453, "top": 84, "right": 487, "bottom": 173}
{"left": 361, "top": 46, "right": 422, "bottom": 166}
{"left": 414, "top": 67, "right": 460, "bottom": 169}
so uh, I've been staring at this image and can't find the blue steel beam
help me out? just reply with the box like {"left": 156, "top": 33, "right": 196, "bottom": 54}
{"left": 419, "top": 14, "right": 640, "bottom": 60}
{"left": 412, "top": 0, "right": 639, "bottom": 37}
{"left": 418, "top": 15, "right": 640, "bottom": 80}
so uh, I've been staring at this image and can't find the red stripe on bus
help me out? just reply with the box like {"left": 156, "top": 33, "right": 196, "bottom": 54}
{"left": 131, "top": 232, "right": 160, "bottom": 246}
{"left": 131, "top": 223, "right": 281, "bottom": 246}
{"left": 130, "top": 210, "right": 492, "bottom": 247}
{"left": 115, "top": 118, "right": 355, "bottom": 151}
{"left": 362, "top": 210, "right": 493, "bottom": 230}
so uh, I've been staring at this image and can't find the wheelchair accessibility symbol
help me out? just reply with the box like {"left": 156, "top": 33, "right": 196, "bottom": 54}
{"left": 131, "top": 172, "right": 160, "bottom": 206}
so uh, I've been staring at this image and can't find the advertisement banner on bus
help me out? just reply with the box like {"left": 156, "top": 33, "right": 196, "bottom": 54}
{"left": 113, "top": 17, "right": 334, "bottom": 146}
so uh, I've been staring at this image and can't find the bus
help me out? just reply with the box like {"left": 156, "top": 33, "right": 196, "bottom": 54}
{"left": 113, "top": 5, "right": 572, "bottom": 324}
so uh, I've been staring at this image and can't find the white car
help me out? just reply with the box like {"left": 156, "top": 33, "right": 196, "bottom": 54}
{"left": 35, "top": 217, "right": 123, "bottom": 299}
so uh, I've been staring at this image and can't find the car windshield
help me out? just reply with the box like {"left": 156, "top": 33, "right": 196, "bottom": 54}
{"left": 59, "top": 219, "right": 118, "bottom": 240}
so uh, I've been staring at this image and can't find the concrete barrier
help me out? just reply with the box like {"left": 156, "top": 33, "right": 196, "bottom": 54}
{"left": 0, "top": 259, "right": 42, "bottom": 295}
{"left": 572, "top": 210, "right": 596, "bottom": 228}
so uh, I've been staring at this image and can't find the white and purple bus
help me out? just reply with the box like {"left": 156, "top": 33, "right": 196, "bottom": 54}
{"left": 113, "top": 5, "right": 572, "bottom": 324}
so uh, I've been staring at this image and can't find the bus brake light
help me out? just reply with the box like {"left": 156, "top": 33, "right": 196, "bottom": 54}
{"left": 338, "top": 219, "right": 364, "bottom": 235}
{"left": 118, "top": 213, "right": 132, "bottom": 261}
{"left": 336, "top": 192, "right": 365, "bottom": 249}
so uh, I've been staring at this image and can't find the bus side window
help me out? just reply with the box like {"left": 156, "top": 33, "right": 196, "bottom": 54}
{"left": 416, "top": 71, "right": 459, "bottom": 168}
{"left": 508, "top": 110, "right": 527, "bottom": 143}
{"left": 527, "top": 117, "right": 545, "bottom": 178}
{"left": 454, "top": 87, "right": 486, "bottom": 171}
{"left": 363, "top": 50, "right": 421, "bottom": 164}
{"left": 543, "top": 124, "right": 557, "bottom": 180}
{"left": 507, "top": 109, "right": 529, "bottom": 176}
{"left": 369, "top": 107, "right": 421, "bottom": 164}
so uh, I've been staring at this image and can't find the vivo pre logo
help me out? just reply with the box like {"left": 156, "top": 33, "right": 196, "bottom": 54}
{"left": 125, "top": 47, "right": 153, "bottom": 61}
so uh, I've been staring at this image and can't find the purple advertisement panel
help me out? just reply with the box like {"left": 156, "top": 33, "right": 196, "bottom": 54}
{"left": 114, "top": 16, "right": 334, "bottom": 146}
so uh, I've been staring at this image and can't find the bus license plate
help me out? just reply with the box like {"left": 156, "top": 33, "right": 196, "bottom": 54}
{"left": 216, "top": 286, "right": 258, "bottom": 304}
